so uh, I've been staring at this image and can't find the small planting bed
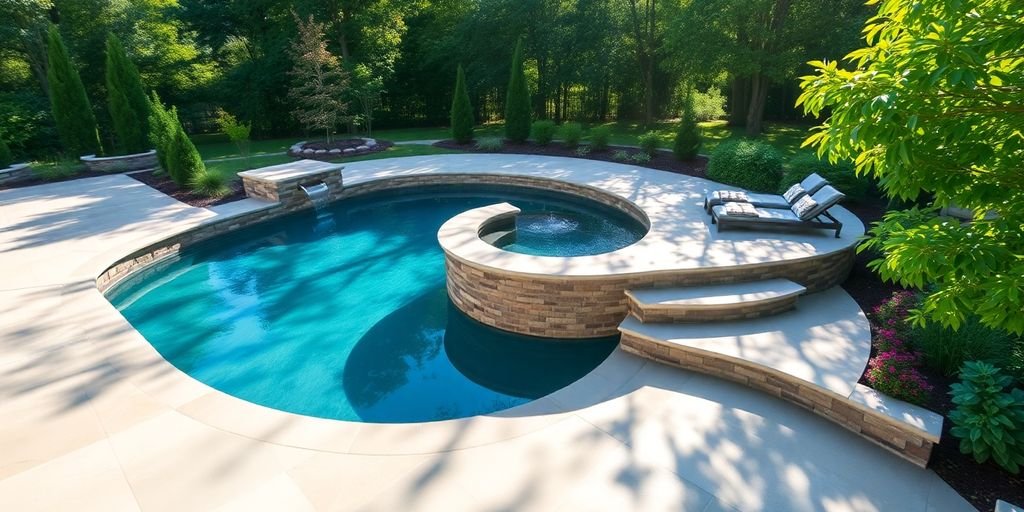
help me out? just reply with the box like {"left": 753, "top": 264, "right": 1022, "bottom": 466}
{"left": 131, "top": 170, "right": 245, "bottom": 208}
{"left": 433, "top": 139, "right": 708, "bottom": 178}
{"left": 288, "top": 138, "right": 393, "bottom": 160}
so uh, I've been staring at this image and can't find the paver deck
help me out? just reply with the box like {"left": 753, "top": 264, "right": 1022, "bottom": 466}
{"left": 0, "top": 155, "right": 974, "bottom": 511}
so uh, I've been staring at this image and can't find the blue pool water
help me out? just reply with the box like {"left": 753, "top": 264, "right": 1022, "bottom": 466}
{"left": 108, "top": 185, "right": 645, "bottom": 423}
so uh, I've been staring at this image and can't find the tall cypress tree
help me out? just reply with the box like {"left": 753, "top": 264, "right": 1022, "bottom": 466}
{"left": 450, "top": 64, "right": 475, "bottom": 144}
{"left": 46, "top": 25, "right": 102, "bottom": 157}
{"left": 105, "top": 34, "right": 151, "bottom": 154}
{"left": 148, "top": 92, "right": 177, "bottom": 173}
{"left": 504, "top": 37, "right": 531, "bottom": 143}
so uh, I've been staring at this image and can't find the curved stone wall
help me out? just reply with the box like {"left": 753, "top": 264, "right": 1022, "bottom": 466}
{"left": 444, "top": 247, "right": 856, "bottom": 339}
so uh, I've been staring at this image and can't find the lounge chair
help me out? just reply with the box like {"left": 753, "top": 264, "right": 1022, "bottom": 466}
{"left": 703, "top": 173, "right": 829, "bottom": 213}
{"left": 710, "top": 185, "right": 846, "bottom": 238}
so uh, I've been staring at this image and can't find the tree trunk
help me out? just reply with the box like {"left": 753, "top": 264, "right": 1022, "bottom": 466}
{"left": 745, "top": 72, "right": 770, "bottom": 136}
{"left": 730, "top": 76, "right": 749, "bottom": 126}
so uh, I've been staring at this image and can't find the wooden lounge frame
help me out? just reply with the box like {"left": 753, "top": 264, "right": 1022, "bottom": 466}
{"left": 711, "top": 206, "right": 844, "bottom": 238}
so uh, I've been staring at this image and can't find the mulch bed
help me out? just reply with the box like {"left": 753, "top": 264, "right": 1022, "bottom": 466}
{"left": 840, "top": 196, "right": 1022, "bottom": 511}
{"left": 433, "top": 139, "right": 710, "bottom": 177}
{"left": 131, "top": 170, "right": 246, "bottom": 208}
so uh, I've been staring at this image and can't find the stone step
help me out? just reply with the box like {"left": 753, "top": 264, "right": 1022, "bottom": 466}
{"left": 624, "top": 278, "right": 806, "bottom": 323}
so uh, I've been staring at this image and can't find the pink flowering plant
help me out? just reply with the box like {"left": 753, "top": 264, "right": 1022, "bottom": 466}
{"left": 865, "top": 291, "right": 933, "bottom": 406}
{"left": 866, "top": 350, "right": 933, "bottom": 405}
{"left": 872, "top": 290, "right": 920, "bottom": 340}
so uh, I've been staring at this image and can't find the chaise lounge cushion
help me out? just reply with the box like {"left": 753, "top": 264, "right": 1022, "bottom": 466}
{"left": 704, "top": 173, "right": 830, "bottom": 212}
{"left": 791, "top": 195, "right": 819, "bottom": 220}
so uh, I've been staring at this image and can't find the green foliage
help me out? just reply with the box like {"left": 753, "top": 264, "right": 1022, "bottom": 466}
{"left": 288, "top": 14, "right": 350, "bottom": 141}
{"left": 690, "top": 88, "right": 727, "bottom": 122}
{"left": 0, "top": 137, "right": 13, "bottom": 168}
{"left": 799, "top": 0, "right": 1024, "bottom": 335}
{"left": 631, "top": 152, "right": 652, "bottom": 165}
{"left": 32, "top": 161, "right": 80, "bottom": 182}
{"left": 475, "top": 137, "right": 504, "bottom": 151}
{"left": 105, "top": 34, "right": 151, "bottom": 155}
{"left": 189, "top": 170, "right": 231, "bottom": 198}
{"left": 575, "top": 145, "right": 591, "bottom": 157}
{"left": 588, "top": 126, "right": 611, "bottom": 151}
{"left": 781, "top": 154, "right": 869, "bottom": 202}
{"left": 673, "top": 115, "right": 702, "bottom": 161}
{"left": 558, "top": 122, "right": 583, "bottom": 148}
{"left": 949, "top": 361, "right": 1024, "bottom": 473}
{"left": 45, "top": 25, "right": 101, "bottom": 156}
{"left": 913, "top": 318, "right": 1024, "bottom": 378}
{"left": 636, "top": 131, "right": 661, "bottom": 157}
{"left": 214, "top": 109, "right": 252, "bottom": 159}
{"left": 449, "top": 64, "right": 474, "bottom": 144}
{"left": 148, "top": 93, "right": 178, "bottom": 174}
{"left": 504, "top": 37, "right": 531, "bottom": 143}
{"left": 612, "top": 150, "right": 631, "bottom": 162}
{"left": 531, "top": 120, "right": 557, "bottom": 146}
{"left": 167, "top": 124, "right": 205, "bottom": 187}
{"left": 707, "top": 140, "right": 783, "bottom": 192}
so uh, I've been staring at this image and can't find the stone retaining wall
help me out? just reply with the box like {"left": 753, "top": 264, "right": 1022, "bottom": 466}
{"left": 0, "top": 164, "right": 33, "bottom": 185}
{"left": 626, "top": 294, "right": 800, "bottom": 323}
{"left": 81, "top": 150, "right": 158, "bottom": 173}
{"left": 619, "top": 331, "right": 937, "bottom": 468}
{"left": 445, "top": 246, "right": 855, "bottom": 339}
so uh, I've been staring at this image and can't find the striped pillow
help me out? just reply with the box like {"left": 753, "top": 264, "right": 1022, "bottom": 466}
{"left": 783, "top": 183, "right": 806, "bottom": 204}
{"left": 791, "top": 195, "right": 819, "bottom": 220}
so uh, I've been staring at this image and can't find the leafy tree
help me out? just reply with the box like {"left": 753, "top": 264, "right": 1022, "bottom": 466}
{"left": 214, "top": 109, "right": 252, "bottom": 161}
{"left": 287, "top": 13, "right": 350, "bottom": 142}
{"left": 351, "top": 64, "right": 384, "bottom": 136}
{"left": 105, "top": 33, "right": 151, "bottom": 154}
{"left": 45, "top": 24, "right": 101, "bottom": 156}
{"left": 798, "top": 0, "right": 1024, "bottom": 334}
{"left": 450, "top": 64, "right": 474, "bottom": 144}
{"left": 504, "top": 37, "right": 531, "bottom": 143}
{"left": 2, "top": 0, "right": 53, "bottom": 94}
{"left": 0, "top": 137, "right": 14, "bottom": 168}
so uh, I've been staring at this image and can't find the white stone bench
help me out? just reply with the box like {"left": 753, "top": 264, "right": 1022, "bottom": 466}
{"left": 618, "top": 293, "right": 944, "bottom": 468}
{"left": 625, "top": 279, "right": 806, "bottom": 323}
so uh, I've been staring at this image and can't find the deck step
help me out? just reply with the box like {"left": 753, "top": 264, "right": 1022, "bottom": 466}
{"left": 625, "top": 278, "right": 806, "bottom": 323}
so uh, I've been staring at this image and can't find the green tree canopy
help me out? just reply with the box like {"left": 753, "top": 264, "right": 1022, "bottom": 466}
{"left": 798, "top": 0, "right": 1024, "bottom": 334}
{"left": 46, "top": 24, "right": 102, "bottom": 156}
{"left": 105, "top": 33, "right": 151, "bottom": 154}
{"left": 504, "top": 36, "right": 530, "bottom": 143}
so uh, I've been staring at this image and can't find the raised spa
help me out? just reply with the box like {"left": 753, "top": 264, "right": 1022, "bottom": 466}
{"left": 107, "top": 185, "right": 646, "bottom": 423}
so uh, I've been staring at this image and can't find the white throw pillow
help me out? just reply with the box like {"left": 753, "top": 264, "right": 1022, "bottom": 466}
{"left": 783, "top": 183, "right": 805, "bottom": 204}
{"left": 791, "top": 195, "right": 819, "bottom": 220}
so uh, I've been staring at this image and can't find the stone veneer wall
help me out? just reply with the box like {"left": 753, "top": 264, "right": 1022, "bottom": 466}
{"left": 80, "top": 150, "right": 158, "bottom": 173}
{"left": 242, "top": 169, "right": 345, "bottom": 208}
{"left": 618, "top": 331, "right": 937, "bottom": 468}
{"left": 445, "top": 247, "right": 855, "bottom": 339}
{"left": 626, "top": 294, "right": 801, "bottom": 323}
{"left": 0, "top": 164, "right": 33, "bottom": 185}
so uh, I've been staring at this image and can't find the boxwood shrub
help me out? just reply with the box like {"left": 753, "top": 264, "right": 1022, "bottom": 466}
{"left": 706, "top": 140, "right": 783, "bottom": 193}
{"left": 531, "top": 120, "right": 557, "bottom": 145}
{"left": 781, "top": 153, "right": 870, "bottom": 202}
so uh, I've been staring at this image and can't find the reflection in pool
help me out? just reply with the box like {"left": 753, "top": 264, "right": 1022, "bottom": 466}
{"left": 107, "top": 185, "right": 640, "bottom": 423}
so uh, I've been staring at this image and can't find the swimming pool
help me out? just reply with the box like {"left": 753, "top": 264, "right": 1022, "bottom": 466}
{"left": 107, "top": 185, "right": 645, "bottom": 423}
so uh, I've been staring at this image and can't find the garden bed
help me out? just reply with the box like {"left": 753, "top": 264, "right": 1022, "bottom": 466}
{"left": 131, "top": 170, "right": 246, "bottom": 208}
{"left": 841, "top": 197, "right": 1023, "bottom": 512}
{"left": 433, "top": 140, "right": 709, "bottom": 178}
{"left": 288, "top": 138, "right": 394, "bottom": 160}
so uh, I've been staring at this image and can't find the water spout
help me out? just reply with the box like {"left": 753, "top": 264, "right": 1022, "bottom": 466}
{"left": 300, "top": 182, "right": 331, "bottom": 212}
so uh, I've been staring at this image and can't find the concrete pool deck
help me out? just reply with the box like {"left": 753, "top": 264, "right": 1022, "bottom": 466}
{"left": 0, "top": 155, "right": 974, "bottom": 511}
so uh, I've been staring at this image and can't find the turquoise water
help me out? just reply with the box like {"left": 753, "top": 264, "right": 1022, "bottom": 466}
{"left": 108, "top": 186, "right": 644, "bottom": 423}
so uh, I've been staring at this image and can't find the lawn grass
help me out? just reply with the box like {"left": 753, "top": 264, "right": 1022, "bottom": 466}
{"left": 204, "top": 144, "right": 465, "bottom": 179}
{"left": 192, "top": 120, "right": 811, "bottom": 163}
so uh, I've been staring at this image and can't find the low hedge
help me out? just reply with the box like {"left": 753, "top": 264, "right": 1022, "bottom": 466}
{"left": 706, "top": 140, "right": 783, "bottom": 193}
{"left": 781, "top": 153, "right": 870, "bottom": 202}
